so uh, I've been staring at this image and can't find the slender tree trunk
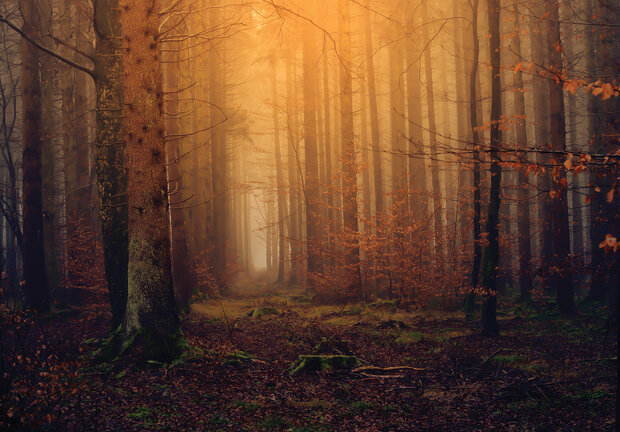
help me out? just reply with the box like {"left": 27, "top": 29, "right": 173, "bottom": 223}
{"left": 272, "top": 63, "right": 287, "bottom": 283}
{"left": 339, "top": 0, "right": 361, "bottom": 297}
{"left": 322, "top": 51, "right": 335, "bottom": 251}
{"left": 406, "top": 15, "right": 427, "bottom": 222}
{"left": 528, "top": 0, "right": 553, "bottom": 292}
{"left": 364, "top": 8, "right": 384, "bottom": 218}
{"left": 481, "top": 0, "right": 502, "bottom": 335}
{"left": 421, "top": 3, "right": 443, "bottom": 257}
{"left": 465, "top": 0, "right": 481, "bottom": 317}
{"left": 286, "top": 51, "right": 302, "bottom": 286}
{"left": 389, "top": 33, "right": 406, "bottom": 222}
{"left": 512, "top": 4, "right": 533, "bottom": 301}
{"left": 163, "top": 11, "right": 195, "bottom": 307}
{"left": 209, "top": 4, "right": 228, "bottom": 291}
{"left": 545, "top": 0, "right": 575, "bottom": 313}
{"left": 93, "top": 0, "right": 128, "bottom": 329}
{"left": 116, "top": 0, "right": 185, "bottom": 361}
{"left": 302, "top": 21, "right": 322, "bottom": 287}
{"left": 20, "top": 0, "right": 50, "bottom": 312}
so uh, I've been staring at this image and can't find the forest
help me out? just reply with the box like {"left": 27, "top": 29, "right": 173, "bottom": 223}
{"left": 0, "top": 0, "right": 617, "bottom": 430}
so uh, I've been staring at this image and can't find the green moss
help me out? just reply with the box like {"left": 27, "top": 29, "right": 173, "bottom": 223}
{"left": 250, "top": 307, "right": 280, "bottom": 318}
{"left": 492, "top": 354, "right": 525, "bottom": 365}
{"left": 394, "top": 331, "right": 424, "bottom": 344}
{"left": 128, "top": 406, "right": 153, "bottom": 421}
{"left": 261, "top": 415, "right": 289, "bottom": 430}
{"left": 224, "top": 350, "right": 254, "bottom": 366}
{"left": 289, "top": 355, "right": 359, "bottom": 374}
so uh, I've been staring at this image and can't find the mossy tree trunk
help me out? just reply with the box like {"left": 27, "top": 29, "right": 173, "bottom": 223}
{"left": 117, "top": 0, "right": 185, "bottom": 361}
{"left": 93, "top": 0, "right": 128, "bottom": 329}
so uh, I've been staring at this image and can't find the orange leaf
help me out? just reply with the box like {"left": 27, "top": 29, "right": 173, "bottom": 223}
{"left": 607, "top": 188, "right": 615, "bottom": 203}
{"left": 563, "top": 157, "right": 572, "bottom": 171}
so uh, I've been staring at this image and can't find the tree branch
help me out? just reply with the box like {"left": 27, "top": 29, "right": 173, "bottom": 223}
{"left": 0, "top": 14, "right": 95, "bottom": 79}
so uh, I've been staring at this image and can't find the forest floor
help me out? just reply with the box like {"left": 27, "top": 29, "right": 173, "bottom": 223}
{"left": 1, "top": 283, "right": 617, "bottom": 431}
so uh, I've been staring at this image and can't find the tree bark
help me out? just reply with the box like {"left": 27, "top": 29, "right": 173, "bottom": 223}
{"left": 545, "top": 0, "right": 575, "bottom": 313}
{"left": 93, "top": 0, "right": 128, "bottom": 329}
{"left": 116, "top": 0, "right": 185, "bottom": 361}
{"left": 20, "top": 0, "right": 50, "bottom": 312}
{"left": 481, "top": 0, "right": 502, "bottom": 335}
{"left": 339, "top": 0, "right": 361, "bottom": 297}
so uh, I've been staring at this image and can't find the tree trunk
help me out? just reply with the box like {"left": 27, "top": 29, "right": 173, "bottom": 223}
{"left": 163, "top": 10, "right": 195, "bottom": 307}
{"left": 93, "top": 0, "right": 128, "bottom": 329}
{"left": 363, "top": 8, "right": 384, "bottom": 218}
{"left": 302, "top": 21, "right": 322, "bottom": 287}
{"left": 116, "top": 0, "right": 185, "bottom": 361}
{"left": 465, "top": 0, "right": 482, "bottom": 317}
{"left": 545, "top": 0, "right": 575, "bottom": 313}
{"left": 209, "top": 4, "right": 228, "bottom": 291}
{"left": 421, "top": 3, "right": 443, "bottom": 257}
{"left": 481, "top": 0, "right": 502, "bottom": 335}
{"left": 589, "top": 0, "right": 619, "bottom": 311}
{"left": 20, "top": 0, "right": 50, "bottom": 312}
{"left": 339, "top": 0, "right": 361, "bottom": 297}
{"left": 528, "top": 0, "right": 553, "bottom": 292}
{"left": 512, "top": 4, "right": 533, "bottom": 301}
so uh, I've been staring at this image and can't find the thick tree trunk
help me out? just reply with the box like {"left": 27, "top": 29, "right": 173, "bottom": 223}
{"left": 20, "top": 0, "right": 50, "bottom": 312}
{"left": 589, "top": 0, "right": 619, "bottom": 311}
{"left": 93, "top": 0, "right": 128, "bottom": 329}
{"left": 545, "top": 0, "right": 575, "bottom": 313}
{"left": 481, "top": 0, "right": 502, "bottom": 335}
{"left": 116, "top": 0, "right": 184, "bottom": 361}
{"left": 39, "top": 0, "right": 62, "bottom": 305}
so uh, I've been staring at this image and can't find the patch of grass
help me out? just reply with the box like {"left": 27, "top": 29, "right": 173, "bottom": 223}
{"left": 571, "top": 389, "right": 612, "bottom": 403}
{"left": 128, "top": 406, "right": 153, "bottom": 421}
{"left": 232, "top": 400, "right": 261, "bottom": 412}
{"left": 394, "top": 331, "right": 424, "bottom": 344}
{"left": 492, "top": 354, "right": 525, "bottom": 365}
{"left": 261, "top": 415, "right": 289, "bottom": 430}
{"left": 114, "top": 370, "right": 127, "bottom": 379}
{"left": 348, "top": 400, "right": 375, "bottom": 413}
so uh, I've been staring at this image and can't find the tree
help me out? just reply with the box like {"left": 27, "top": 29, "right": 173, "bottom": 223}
{"left": 113, "top": 0, "right": 185, "bottom": 361}
{"left": 480, "top": 0, "right": 502, "bottom": 335}
{"left": 20, "top": 0, "right": 50, "bottom": 312}
{"left": 512, "top": 3, "right": 532, "bottom": 301}
{"left": 545, "top": 0, "right": 575, "bottom": 313}
{"left": 338, "top": 0, "right": 361, "bottom": 297}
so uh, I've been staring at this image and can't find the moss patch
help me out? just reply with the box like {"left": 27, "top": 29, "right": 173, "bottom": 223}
{"left": 289, "top": 355, "right": 359, "bottom": 374}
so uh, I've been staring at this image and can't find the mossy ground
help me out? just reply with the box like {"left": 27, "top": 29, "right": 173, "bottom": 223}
{"left": 5, "top": 287, "right": 616, "bottom": 431}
